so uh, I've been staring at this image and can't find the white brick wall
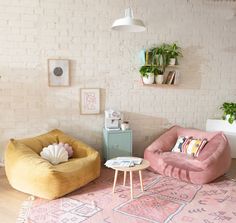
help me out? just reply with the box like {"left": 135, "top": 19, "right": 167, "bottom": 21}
{"left": 0, "top": 0, "right": 236, "bottom": 162}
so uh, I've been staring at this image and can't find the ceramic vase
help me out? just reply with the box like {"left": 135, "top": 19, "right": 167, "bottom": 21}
{"left": 156, "top": 75, "right": 164, "bottom": 84}
{"left": 142, "top": 73, "right": 154, "bottom": 84}
{"left": 169, "top": 58, "right": 176, "bottom": 66}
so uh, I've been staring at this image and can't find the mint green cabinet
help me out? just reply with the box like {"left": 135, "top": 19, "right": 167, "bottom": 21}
{"left": 103, "top": 128, "right": 132, "bottom": 161}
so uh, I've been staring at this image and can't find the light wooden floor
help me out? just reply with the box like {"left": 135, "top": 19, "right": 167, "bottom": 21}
{"left": 0, "top": 160, "right": 236, "bottom": 223}
{"left": 0, "top": 168, "right": 28, "bottom": 223}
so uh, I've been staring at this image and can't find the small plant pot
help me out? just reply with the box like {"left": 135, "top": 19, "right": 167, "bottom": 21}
{"left": 225, "top": 114, "right": 236, "bottom": 124}
{"left": 156, "top": 75, "right": 164, "bottom": 84}
{"left": 169, "top": 58, "right": 176, "bottom": 66}
{"left": 121, "top": 121, "right": 129, "bottom": 131}
{"left": 142, "top": 73, "right": 154, "bottom": 84}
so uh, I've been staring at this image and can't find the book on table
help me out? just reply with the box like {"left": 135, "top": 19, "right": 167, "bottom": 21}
{"left": 105, "top": 157, "right": 143, "bottom": 168}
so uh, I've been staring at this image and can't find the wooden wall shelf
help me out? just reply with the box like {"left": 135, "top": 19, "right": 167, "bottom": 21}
{"left": 144, "top": 64, "right": 177, "bottom": 68}
{"left": 141, "top": 69, "right": 179, "bottom": 87}
{"left": 142, "top": 83, "right": 178, "bottom": 88}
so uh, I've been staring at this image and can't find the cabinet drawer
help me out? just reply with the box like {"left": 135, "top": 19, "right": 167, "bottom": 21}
{"left": 108, "top": 133, "right": 132, "bottom": 159}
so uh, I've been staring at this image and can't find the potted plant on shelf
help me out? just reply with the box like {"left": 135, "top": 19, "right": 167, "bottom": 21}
{"left": 166, "top": 43, "right": 182, "bottom": 66}
{"left": 220, "top": 102, "right": 236, "bottom": 124}
{"left": 150, "top": 44, "right": 169, "bottom": 84}
{"left": 155, "top": 67, "right": 164, "bottom": 84}
{"left": 151, "top": 44, "right": 168, "bottom": 68}
{"left": 139, "top": 65, "right": 155, "bottom": 84}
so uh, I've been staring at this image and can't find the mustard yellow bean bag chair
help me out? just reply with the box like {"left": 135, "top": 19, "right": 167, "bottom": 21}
{"left": 5, "top": 129, "right": 101, "bottom": 200}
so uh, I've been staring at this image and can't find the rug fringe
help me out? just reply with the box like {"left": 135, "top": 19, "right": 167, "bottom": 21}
{"left": 16, "top": 198, "right": 33, "bottom": 223}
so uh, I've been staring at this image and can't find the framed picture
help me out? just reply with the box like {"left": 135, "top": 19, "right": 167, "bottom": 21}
{"left": 80, "top": 88, "right": 100, "bottom": 115}
{"left": 48, "top": 59, "right": 70, "bottom": 86}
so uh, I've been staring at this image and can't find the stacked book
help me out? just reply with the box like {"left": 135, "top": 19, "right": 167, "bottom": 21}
{"left": 105, "top": 157, "right": 143, "bottom": 168}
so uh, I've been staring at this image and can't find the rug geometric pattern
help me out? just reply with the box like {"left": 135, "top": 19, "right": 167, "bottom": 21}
{"left": 28, "top": 198, "right": 101, "bottom": 223}
{"left": 17, "top": 168, "right": 236, "bottom": 223}
{"left": 115, "top": 194, "right": 185, "bottom": 223}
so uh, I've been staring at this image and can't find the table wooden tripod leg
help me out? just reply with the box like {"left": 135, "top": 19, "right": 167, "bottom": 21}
{"left": 139, "top": 170, "right": 144, "bottom": 192}
{"left": 112, "top": 170, "right": 118, "bottom": 194}
{"left": 123, "top": 171, "right": 127, "bottom": 186}
{"left": 130, "top": 171, "right": 133, "bottom": 199}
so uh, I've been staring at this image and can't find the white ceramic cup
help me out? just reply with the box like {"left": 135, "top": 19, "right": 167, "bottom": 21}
{"left": 121, "top": 122, "right": 129, "bottom": 131}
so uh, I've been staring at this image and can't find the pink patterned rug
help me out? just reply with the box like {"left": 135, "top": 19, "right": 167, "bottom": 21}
{"left": 17, "top": 168, "right": 236, "bottom": 223}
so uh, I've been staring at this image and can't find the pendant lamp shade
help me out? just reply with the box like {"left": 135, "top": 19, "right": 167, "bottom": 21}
{"left": 111, "top": 8, "right": 146, "bottom": 32}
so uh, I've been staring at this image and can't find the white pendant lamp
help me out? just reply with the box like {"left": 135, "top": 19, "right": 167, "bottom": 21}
{"left": 111, "top": 8, "right": 146, "bottom": 32}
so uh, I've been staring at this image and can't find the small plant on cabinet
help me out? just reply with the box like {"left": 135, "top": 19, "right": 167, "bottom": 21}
{"left": 220, "top": 102, "right": 236, "bottom": 124}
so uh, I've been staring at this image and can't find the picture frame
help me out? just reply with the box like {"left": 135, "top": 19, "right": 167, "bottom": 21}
{"left": 48, "top": 59, "right": 70, "bottom": 87}
{"left": 80, "top": 88, "right": 100, "bottom": 115}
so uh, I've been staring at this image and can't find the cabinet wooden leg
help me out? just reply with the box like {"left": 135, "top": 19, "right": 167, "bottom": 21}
{"left": 139, "top": 170, "right": 144, "bottom": 192}
{"left": 130, "top": 171, "right": 133, "bottom": 199}
{"left": 112, "top": 170, "right": 118, "bottom": 194}
{"left": 123, "top": 171, "right": 127, "bottom": 186}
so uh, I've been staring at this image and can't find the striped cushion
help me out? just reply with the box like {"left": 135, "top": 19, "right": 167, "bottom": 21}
{"left": 172, "top": 136, "right": 208, "bottom": 157}
{"left": 171, "top": 136, "right": 189, "bottom": 153}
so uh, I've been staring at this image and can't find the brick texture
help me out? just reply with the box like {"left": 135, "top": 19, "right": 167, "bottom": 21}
{"left": 0, "top": 0, "right": 236, "bottom": 162}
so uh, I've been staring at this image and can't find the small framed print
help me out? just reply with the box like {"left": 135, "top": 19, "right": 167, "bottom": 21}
{"left": 80, "top": 88, "right": 100, "bottom": 115}
{"left": 48, "top": 59, "right": 70, "bottom": 86}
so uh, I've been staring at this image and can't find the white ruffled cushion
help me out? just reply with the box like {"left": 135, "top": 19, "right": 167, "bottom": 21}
{"left": 40, "top": 144, "right": 69, "bottom": 165}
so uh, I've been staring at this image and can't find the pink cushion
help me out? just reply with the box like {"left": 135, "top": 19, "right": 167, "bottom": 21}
{"left": 144, "top": 125, "right": 231, "bottom": 184}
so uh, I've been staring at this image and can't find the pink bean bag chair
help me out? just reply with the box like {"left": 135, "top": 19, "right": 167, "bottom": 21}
{"left": 144, "top": 125, "right": 231, "bottom": 184}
